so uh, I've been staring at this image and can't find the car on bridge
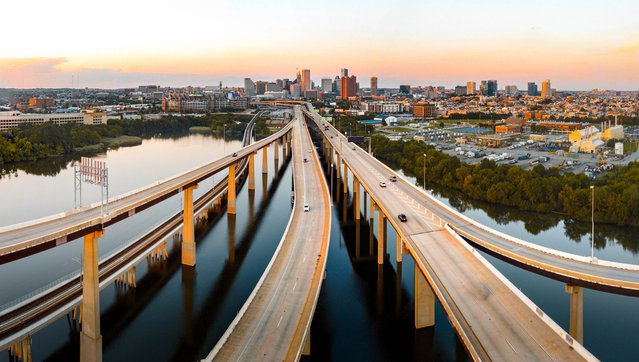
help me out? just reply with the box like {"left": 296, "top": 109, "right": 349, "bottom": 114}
{"left": 389, "top": 175, "right": 397, "bottom": 182}
{"left": 304, "top": 203, "right": 310, "bottom": 212}
{"left": 398, "top": 214, "right": 407, "bottom": 222}
{"left": 379, "top": 181, "right": 387, "bottom": 187}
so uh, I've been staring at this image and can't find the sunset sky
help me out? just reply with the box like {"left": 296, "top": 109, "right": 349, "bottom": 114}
{"left": 1, "top": 0, "right": 638, "bottom": 90}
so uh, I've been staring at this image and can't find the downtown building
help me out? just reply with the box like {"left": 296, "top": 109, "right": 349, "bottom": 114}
{"left": 359, "top": 101, "right": 404, "bottom": 114}
{"left": 0, "top": 111, "right": 108, "bottom": 132}
{"left": 162, "top": 93, "right": 248, "bottom": 113}
{"left": 340, "top": 75, "right": 357, "bottom": 99}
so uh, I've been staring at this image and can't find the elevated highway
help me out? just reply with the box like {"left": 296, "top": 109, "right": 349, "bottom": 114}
{"left": 0, "top": 111, "right": 291, "bottom": 263}
{"left": 205, "top": 106, "right": 331, "bottom": 361}
{"left": 305, "top": 106, "right": 596, "bottom": 361}
{"left": 0, "top": 112, "right": 293, "bottom": 360}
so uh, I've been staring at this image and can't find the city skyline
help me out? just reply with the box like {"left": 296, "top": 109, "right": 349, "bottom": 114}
{"left": 1, "top": 0, "right": 638, "bottom": 90}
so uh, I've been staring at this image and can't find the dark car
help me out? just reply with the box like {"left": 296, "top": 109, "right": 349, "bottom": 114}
{"left": 398, "top": 214, "right": 407, "bottom": 222}
{"left": 232, "top": 152, "right": 237, "bottom": 157}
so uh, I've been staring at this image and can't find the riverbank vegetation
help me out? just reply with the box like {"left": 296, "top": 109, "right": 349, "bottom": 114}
{"left": 370, "top": 135, "right": 639, "bottom": 226}
{"left": 0, "top": 113, "right": 255, "bottom": 164}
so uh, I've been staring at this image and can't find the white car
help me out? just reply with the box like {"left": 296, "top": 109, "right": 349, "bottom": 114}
{"left": 379, "top": 181, "right": 387, "bottom": 187}
{"left": 304, "top": 203, "right": 310, "bottom": 212}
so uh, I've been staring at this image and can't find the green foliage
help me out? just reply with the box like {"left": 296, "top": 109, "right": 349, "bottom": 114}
{"left": 0, "top": 113, "right": 253, "bottom": 165}
{"left": 371, "top": 136, "right": 639, "bottom": 226}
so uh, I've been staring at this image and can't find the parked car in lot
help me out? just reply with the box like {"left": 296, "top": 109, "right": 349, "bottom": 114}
{"left": 398, "top": 214, "right": 407, "bottom": 222}
{"left": 379, "top": 181, "right": 387, "bottom": 187}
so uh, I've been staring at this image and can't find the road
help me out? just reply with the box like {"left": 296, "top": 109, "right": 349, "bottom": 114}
{"left": 206, "top": 106, "right": 331, "bottom": 361}
{"left": 0, "top": 118, "right": 260, "bottom": 350}
{"left": 0, "top": 113, "right": 291, "bottom": 262}
{"left": 306, "top": 108, "right": 595, "bottom": 361}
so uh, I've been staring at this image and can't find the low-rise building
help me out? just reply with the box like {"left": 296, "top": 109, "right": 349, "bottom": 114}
{"left": 0, "top": 111, "right": 107, "bottom": 132}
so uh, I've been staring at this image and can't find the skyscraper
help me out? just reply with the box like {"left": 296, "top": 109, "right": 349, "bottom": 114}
{"left": 340, "top": 75, "right": 357, "bottom": 99}
{"left": 541, "top": 79, "right": 551, "bottom": 98}
{"left": 340, "top": 68, "right": 349, "bottom": 78}
{"left": 321, "top": 78, "right": 332, "bottom": 93}
{"left": 244, "top": 78, "right": 255, "bottom": 97}
{"left": 527, "top": 82, "right": 538, "bottom": 96}
{"left": 301, "top": 69, "right": 311, "bottom": 92}
{"left": 466, "top": 81, "right": 476, "bottom": 95}
{"left": 399, "top": 84, "right": 411, "bottom": 94}
{"left": 481, "top": 80, "right": 497, "bottom": 96}
{"left": 370, "top": 77, "right": 378, "bottom": 96}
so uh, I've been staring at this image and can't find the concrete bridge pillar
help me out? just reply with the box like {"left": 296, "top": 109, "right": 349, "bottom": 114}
{"left": 414, "top": 265, "right": 435, "bottom": 329}
{"left": 396, "top": 234, "right": 403, "bottom": 263}
{"left": 343, "top": 162, "right": 348, "bottom": 195}
{"left": 377, "top": 211, "right": 386, "bottom": 265}
{"left": 565, "top": 284, "right": 584, "bottom": 343}
{"left": 370, "top": 198, "right": 375, "bottom": 220}
{"left": 248, "top": 152, "right": 255, "bottom": 191}
{"left": 353, "top": 177, "right": 360, "bottom": 220}
{"left": 363, "top": 191, "right": 368, "bottom": 219}
{"left": 182, "top": 185, "right": 199, "bottom": 267}
{"left": 302, "top": 330, "right": 311, "bottom": 356}
{"left": 273, "top": 140, "right": 279, "bottom": 161}
{"left": 227, "top": 164, "right": 237, "bottom": 215}
{"left": 80, "top": 230, "right": 104, "bottom": 362}
{"left": 262, "top": 145, "right": 268, "bottom": 175}
{"left": 336, "top": 154, "right": 341, "bottom": 179}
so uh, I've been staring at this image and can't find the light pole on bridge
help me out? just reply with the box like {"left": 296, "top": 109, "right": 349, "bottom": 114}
{"left": 423, "top": 153, "right": 427, "bottom": 189}
{"left": 591, "top": 185, "right": 596, "bottom": 261}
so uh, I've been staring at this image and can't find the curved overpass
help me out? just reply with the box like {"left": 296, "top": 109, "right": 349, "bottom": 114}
{"left": 305, "top": 106, "right": 595, "bottom": 361}
{"left": 0, "top": 112, "right": 291, "bottom": 263}
{"left": 0, "top": 112, "right": 269, "bottom": 349}
{"left": 304, "top": 105, "right": 639, "bottom": 296}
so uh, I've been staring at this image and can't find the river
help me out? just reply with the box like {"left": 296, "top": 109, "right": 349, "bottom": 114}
{"left": 0, "top": 131, "right": 637, "bottom": 361}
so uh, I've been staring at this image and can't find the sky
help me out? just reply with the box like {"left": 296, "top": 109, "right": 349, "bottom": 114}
{"left": 0, "top": 0, "right": 638, "bottom": 90}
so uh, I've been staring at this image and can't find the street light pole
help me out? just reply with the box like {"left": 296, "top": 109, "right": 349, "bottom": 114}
{"left": 591, "top": 185, "right": 595, "bottom": 260}
{"left": 423, "top": 153, "right": 427, "bottom": 189}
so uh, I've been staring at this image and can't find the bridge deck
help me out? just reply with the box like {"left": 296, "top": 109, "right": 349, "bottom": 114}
{"left": 309, "top": 108, "right": 595, "bottom": 361}
{"left": 206, "top": 107, "right": 330, "bottom": 361}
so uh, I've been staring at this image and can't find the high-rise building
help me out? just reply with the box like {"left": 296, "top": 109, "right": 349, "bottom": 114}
{"left": 466, "top": 81, "right": 476, "bottom": 95}
{"left": 370, "top": 77, "right": 378, "bottom": 96}
{"left": 399, "top": 85, "right": 411, "bottom": 94}
{"left": 481, "top": 80, "right": 497, "bottom": 96}
{"left": 255, "top": 81, "right": 267, "bottom": 95}
{"left": 321, "top": 78, "right": 333, "bottom": 93}
{"left": 301, "top": 69, "right": 311, "bottom": 92}
{"left": 290, "top": 83, "right": 301, "bottom": 98}
{"left": 454, "top": 86, "right": 467, "bottom": 96}
{"left": 244, "top": 78, "right": 255, "bottom": 97}
{"left": 340, "top": 75, "right": 357, "bottom": 99}
{"left": 333, "top": 76, "right": 340, "bottom": 93}
{"left": 541, "top": 79, "right": 552, "bottom": 98}
{"left": 527, "top": 82, "right": 538, "bottom": 96}
{"left": 340, "top": 68, "right": 349, "bottom": 78}
{"left": 505, "top": 85, "right": 518, "bottom": 96}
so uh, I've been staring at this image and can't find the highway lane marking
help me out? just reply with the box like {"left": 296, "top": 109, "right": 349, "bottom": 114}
{"left": 277, "top": 315, "right": 283, "bottom": 328}
{"left": 505, "top": 338, "right": 517, "bottom": 353}
{"left": 293, "top": 281, "right": 297, "bottom": 291}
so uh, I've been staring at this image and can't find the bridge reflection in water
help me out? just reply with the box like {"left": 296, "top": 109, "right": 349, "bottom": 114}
{"left": 28, "top": 148, "right": 293, "bottom": 361}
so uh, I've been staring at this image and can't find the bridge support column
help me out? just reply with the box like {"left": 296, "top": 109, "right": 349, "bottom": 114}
{"left": 565, "top": 284, "right": 584, "bottom": 343}
{"left": 262, "top": 146, "right": 268, "bottom": 175}
{"left": 363, "top": 191, "right": 368, "bottom": 219}
{"left": 414, "top": 265, "right": 435, "bottom": 329}
{"left": 370, "top": 199, "right": 375, "bottom": 220}
{"left": 273, "top": 140, "right": 279, "bottom": 161}
{"left": 248, "top": 152, "right": 255, "bottom": 191}
{"left": 396, "top": 234, "right": 403, "bottom": 262}
{"left": 336, "top": 154, "right": 341, "bottom": 179}
{"left": 80, "top": 230, "right": 104, "bottom": 362}
{"left": 377, "top": 211, "right": 386, "bottom": 264}
{"left": 302, "top": 330, "right": 311, "bottom": 356}
{"left": 343, "top": 163, "right": 348, "bottom": 195}
{"left": 182, "top": 185, "right": 199, "bottom": 267}
{"left": 227, "top": 164, "right": 237, "bottom": 214}
{"left": 353, "top": 178, "right": 360, "bottom": 220}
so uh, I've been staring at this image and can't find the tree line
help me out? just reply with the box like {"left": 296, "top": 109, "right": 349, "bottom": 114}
{"left": 370, "top": 136, "right": 639, "bottom": 226}
{"left": 0, "top": 113, "right": 254, "bottom": 165}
